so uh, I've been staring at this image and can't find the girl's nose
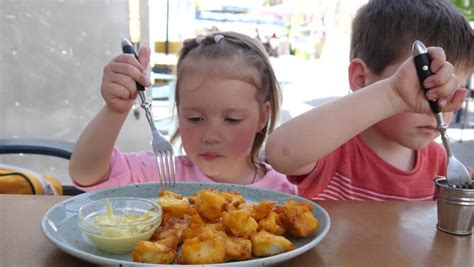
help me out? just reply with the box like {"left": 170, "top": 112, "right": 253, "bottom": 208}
{"left": 202, "top": 132, "right": 222, "bottom": 144}
{"left": 202, "top": 124, "right": 222, "bottom": 144}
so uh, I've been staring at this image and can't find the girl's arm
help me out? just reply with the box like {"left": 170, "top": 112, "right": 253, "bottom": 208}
{"left": 69, "top": 47, "right": 151, "bottom": 186}
{"left": 69, "top": 106, "right": 128, "bottom": 186}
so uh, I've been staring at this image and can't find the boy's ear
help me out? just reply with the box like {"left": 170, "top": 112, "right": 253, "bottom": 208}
{"left": 348, "top": 58, "right": 370, "bottom": 92}
{"left": 258, "top": 101, "right": 271, "bottom": 131}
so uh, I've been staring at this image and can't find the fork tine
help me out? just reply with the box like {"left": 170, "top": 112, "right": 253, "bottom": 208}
{"left": 166, "top": 150, "right": 176, "bottom": 187}
{"left": 162, "top": 153, "right": 171, "bottom": 188}
{"left": 170, "top": 153, "right": 176, "bottom": 187}
{"left": 155, "top": 155, "right": 166, "bottom": 188}
{"left": 165, "top": 151, "right": 175, "bottom": 187}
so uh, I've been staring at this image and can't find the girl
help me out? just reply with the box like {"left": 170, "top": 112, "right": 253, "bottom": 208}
{"left": 69, "top": 32, "right": 297, "bottom": 194}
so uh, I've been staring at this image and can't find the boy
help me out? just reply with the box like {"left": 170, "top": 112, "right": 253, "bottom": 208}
{"left": 266, "top": 0, "right": 474, "bottom": 200}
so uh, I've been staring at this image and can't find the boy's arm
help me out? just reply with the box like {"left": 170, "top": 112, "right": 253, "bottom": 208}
{"left": 69, "top": 106, "right": 128, "bottom": 186}
{"left": 266, "top": 79, "right": 401, "bottom": 175}
{"left": 266, "top": 47, "right": 465, "bottom": 176}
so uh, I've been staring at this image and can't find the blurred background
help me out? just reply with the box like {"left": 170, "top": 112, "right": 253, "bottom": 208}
{"left": 1, "top": 0, "right": 473, "bottom": 186}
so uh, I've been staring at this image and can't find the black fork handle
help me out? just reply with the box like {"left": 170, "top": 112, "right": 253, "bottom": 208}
{"left": 413, "top": 42, "right": 441, "bottom": 114}
{"left": 121, "top": 38, "right": 145, "bottom": 92}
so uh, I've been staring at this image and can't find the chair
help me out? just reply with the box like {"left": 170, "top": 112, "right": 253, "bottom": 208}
{"left": 0, "top": 138, "right": 84, "bottom": 195}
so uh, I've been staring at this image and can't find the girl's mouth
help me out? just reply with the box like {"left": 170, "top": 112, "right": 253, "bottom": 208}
{"left": 200, "top": 152, "right": 222, "bottom": 161}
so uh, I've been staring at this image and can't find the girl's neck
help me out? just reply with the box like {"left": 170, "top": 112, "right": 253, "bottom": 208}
{"left": 360, "top": 130, "right": 416, "bottom": 171}
{"left": 207, "top": 161, "right": 262, "bottom": 185}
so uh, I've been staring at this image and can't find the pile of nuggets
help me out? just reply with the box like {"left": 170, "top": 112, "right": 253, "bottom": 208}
{"left": 132, "top": 189, "right": 320, "bottom": 264}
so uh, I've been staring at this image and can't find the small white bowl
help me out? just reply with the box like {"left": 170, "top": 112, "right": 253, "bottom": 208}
{"left": 78, "top": 197, "right": 162, "bottom": 254}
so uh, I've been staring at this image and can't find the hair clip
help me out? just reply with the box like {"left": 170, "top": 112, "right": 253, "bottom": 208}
{"left": 214, "top": 34, "right": 224, "bottom": 43}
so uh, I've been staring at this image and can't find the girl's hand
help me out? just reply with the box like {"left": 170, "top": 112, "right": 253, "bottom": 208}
{"left": 389, "top": 46, "right": 467, "bottom": 114}
{"left": 100, "top": 46, "right": 152, "bottom": 114}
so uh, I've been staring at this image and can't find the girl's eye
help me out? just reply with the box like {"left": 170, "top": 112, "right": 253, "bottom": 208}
{"left": 225, "top": 118, "right": 242, "bottom": 124}
{"left": 187, "top": 117, "right": 203, "bottom": 123}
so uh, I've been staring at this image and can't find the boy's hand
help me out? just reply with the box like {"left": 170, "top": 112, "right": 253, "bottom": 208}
{"left": 100, "top": 46, "right": 152, "bottom": 114}
{"left": 390, "top": 46, "right": 467, "bottom": 114}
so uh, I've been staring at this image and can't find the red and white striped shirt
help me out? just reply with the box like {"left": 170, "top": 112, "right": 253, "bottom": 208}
{"left": 289, "top": 135, "right": 447, "bottom": 201}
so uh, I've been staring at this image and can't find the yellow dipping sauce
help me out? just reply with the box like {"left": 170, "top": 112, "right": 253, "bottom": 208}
{"left": 85, "top": 199, "right": 160, "bottom": 254}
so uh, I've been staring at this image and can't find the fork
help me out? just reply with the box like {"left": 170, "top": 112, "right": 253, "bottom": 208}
{"left": 412, "top": 40, "right": 472, "bottom": 188}
{"left": 121, "top": 38, "right": 176, "bottom": 187}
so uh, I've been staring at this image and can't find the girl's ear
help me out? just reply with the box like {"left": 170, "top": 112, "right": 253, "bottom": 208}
{"left": 258, "top": 101, "right": 271, "bottom": 131}
{"left": 348, "top": 58, "right": 370, "bottom": 92}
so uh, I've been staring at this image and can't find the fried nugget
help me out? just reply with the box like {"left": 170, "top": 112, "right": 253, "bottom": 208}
{"left": 219, "top": 191, "right": 246, "bottom": 209}
{"left": 192, "top": 189, "right": 226, "bottom": 222}
{"left": 251, "top": 230, "right": 293, "bottom": 257}
{"left": 222, "top": 209, "right": 258, "bottom": 239}
{"left": 225, "top": 236, "right": 253, "bottom": 261}
{"left": 185, "top": 222, "right": 224, "bottom": 239}
{"left": 157, "top": 189, "right": 190, "bottom": 217}
{"left": 258, "top": 211, "right": 285, "bottom": 236}
{"left": 275, "top": 199, "right": 319, "bottom": 238}
{"left": 151, "top": 216, "right": 189, "bottom": 245}
{"left": 178, "top": 230, "right": 227, "bottom": 264}
{"left": 238, "top": 200, "right": 275, "bottom": 221}
{"left": 132, "top": 240, "right": 177, "bottom": 264}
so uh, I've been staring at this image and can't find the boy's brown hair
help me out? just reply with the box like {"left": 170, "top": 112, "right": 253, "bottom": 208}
{"left": 350, "top": 0, "right": 474, "bottom": 75}
{"left": 172, "top": 31, "right": 281, "bottom": 168}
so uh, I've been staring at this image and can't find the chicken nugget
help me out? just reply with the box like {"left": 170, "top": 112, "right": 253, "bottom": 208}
{"left": 158, "top": 190, "right": 190, "bottom": 217}
{"left": 275, "top": 199, "right": 319, "bottom": 237}
{"left": 151, "top": 216, "right": 188, "bottom": 245}
{"left": 225, "top": 236, "right": 253, "bottom": 261}
{"left": 238, "top": 200, "right": 275, "bottom": 221}
{"left": 219, "top": 191, "right": 246, "bottom": 208}
{"left": 222, "top": 209, "right": 258, "bottom": 238}
{"left": 258, "top": 211, "right": 285, "bottom": 236}
{"left": 193, "top": 189, "right": 226, "bottom": 222}
{"left": 251, "top": 230, "right": 293, "bottom": 257}
{"left": 132, "top": 240, "right": 177, "bottom": 264}
{"left": 178, "top": 230, "right": 226, "bottom": 264}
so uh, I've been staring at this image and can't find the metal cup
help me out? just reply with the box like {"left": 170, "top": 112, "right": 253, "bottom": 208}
{"left": 434, "top": 177, "right": 474, "bottom": 235}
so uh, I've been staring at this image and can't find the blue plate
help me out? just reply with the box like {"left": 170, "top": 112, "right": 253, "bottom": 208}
{"left": 41, "top": 182, "right": 330, "bottom": 266}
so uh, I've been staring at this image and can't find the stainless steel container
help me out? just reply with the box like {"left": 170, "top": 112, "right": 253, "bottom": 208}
{"left": 434, "top": 177, "right": 474, "bottom": 235}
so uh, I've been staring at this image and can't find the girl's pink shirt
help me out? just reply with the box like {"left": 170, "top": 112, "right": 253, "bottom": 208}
{"left": 75, "top": 148, "right": 297, "bottom": 195}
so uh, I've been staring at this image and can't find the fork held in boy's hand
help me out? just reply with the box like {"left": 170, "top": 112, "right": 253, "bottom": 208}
{"left": 412, "top": 40, "right": 471, "bottom": 187}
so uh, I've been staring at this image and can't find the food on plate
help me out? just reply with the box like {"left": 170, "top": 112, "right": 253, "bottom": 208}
{"left": 190, "top": 189, "right": 227, "bottom": 222}
{"left": 131, "top": 189, "right": 320, "bottom": 264}
{"left": 157, "top": 190, "right": 190, "bottom": 217}
{"left": 258, "top": 211, "right": 286, "bottom": 236}
{"left": 178, "top": 228, "right": 227, "bottom": 264}
{"left": 251, "top": 230, "right": 293, "bottom": 257}
{"left": 238, "top": 200, "right": 275, "bottom": 221}
{"left": 222, "top": 209, "right": 258, "bottom": 239}
{"left": 224, "top": 236, "right": 253, "bottom": 261}
{"left": 131, "top": 240, "right": 176, "bottom": 264}
{"left": 276, "top": 199, "right": 320, "bottom": 238}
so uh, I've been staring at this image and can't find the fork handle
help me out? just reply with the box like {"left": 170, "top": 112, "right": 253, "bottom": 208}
{"left": 412, "top": 40, "right": 441, "bottom": 114}
{"left": 121, "top": 38, "right": 145, "bottom": 92}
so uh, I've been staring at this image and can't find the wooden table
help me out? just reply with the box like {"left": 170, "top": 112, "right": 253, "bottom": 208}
{"left": 0, "top": 195, "right": 472, "bottom": 267}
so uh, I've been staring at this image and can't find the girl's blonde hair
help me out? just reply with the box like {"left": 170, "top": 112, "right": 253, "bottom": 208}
{"left": 171, "top": 31, "right": 281, "bottom": 168}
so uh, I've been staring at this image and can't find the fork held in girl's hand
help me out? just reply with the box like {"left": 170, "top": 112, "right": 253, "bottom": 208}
{"left": 121, "top": 38, "right": 176, "bottom": 188}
